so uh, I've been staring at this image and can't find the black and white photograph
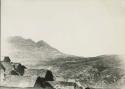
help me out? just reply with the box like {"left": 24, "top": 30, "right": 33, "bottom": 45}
{"left": 1, "top": 0, "right": 125, "bottom": 89}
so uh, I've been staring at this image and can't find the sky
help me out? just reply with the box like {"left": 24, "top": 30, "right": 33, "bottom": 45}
{"left": 1, "top": 0, "right": 125, "bottom": 57}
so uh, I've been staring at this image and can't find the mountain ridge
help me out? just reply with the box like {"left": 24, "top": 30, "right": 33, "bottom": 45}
{"left": 2, "top": 36, "right": 125, "bottom": 88}
{"left": 6, "top": 36, "right": 66, "bottom": 66}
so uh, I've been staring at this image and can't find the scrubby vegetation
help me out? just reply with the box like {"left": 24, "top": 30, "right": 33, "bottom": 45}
{"left": 46, "top": 55, "right": 125, "bottom": 88}
{"left": 6, "top": 36, "right": 125, "bottom": 89}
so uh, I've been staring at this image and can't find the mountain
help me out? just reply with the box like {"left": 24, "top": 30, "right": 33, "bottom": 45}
{"left": 3, "top": 36, "right": 125, "bottom": 88}
{"left": 5, "top": 36, "right": 66, "bottom": 66}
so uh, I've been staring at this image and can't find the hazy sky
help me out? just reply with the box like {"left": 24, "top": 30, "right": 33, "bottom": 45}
{"left": 1, "top": 0, "right": 125, "bottom": 57}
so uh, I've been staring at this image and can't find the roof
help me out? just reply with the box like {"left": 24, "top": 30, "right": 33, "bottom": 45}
{"left": 1, "top": 61, "right": 14, "bottom": 74}
{"left": 12, "top": 63, "right": 21, "bottom": 67}
{"left": 24, "top": 69, "right": 48, "bottom": 78}
{"left": 55, "top": 77, "right": 76, "bottom": 82}
{"left": 55, "top": 76, "right": 66, "bottom": 81}
{"left": 0, "top": 86, "right": 46, "bottom": 89}
{"left": 13, "top": 62, "right": 26, "bottom": 70}
{"left": 0, "top": 62, "right": 5, "bottom": 71}
{"left": 12, "top": 63, "right": 26, "bottom": 69}
{"left": 3, "top": 56, "right": 11, "bottom": 62}
{"left": 0, "top": 75, "right": 38, "bottom": 88}
{"left": 47, "top": 81, "right": 75, "bottom": 87}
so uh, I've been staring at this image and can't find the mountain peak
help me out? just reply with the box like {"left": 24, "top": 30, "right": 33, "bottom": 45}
{"left": 8, "top": 36, "right": 24, "bottom": 42}
{"left": 36, "top": 40, "right": 50, "bottom": 48}
{"left": 5, "top": 36, "right": 64, "bottom": 66}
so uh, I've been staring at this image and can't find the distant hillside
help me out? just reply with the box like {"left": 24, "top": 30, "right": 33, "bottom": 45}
{"left": 5, "top": 36, "right": 66, "bottom": 66}
{"left": 46, "top": 55, "right": 125, "bottom": 87}
{"left": 3, "top": 36, "right": 125, "bottom": 88}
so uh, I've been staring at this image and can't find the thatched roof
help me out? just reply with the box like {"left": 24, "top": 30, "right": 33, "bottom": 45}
{"left": 0, "top": 75, "right": 38, "bottom": 88}
{"left": 12, "top": 63, "right": 21, "bottom": 68}
{"left": 47, "top": 81, "right": 76, "bottom": 89}
{"left": 24, "top": 69, "right": 49, "bottom": 78}
{"left": 0, "top": 63, "right": 5, "bottom": 82}
{"left": 12, "top": 63, "right": 26, "bottom": 75}
{"left": 1, "top": 62, "right": 14, "bottom": 74}
{"left": 55, "top": 77, "right": 76, "bottom": 82}
{"left": 55, "top": 76, "right": 66, "bottom": 81}
{"left": 0, "top": 62, "right": 5, "bottom": 71}
{"left": 0, "top": 86, "right": 46, "bottom": 89}
{"left": 12, "top": 63, "right": 26, "bottom": 69}
{"left": 3, "top": 56, "right": 11, "bottom": 62}
{"left": 24, "top": 69, "right": 54, "bottom": 81}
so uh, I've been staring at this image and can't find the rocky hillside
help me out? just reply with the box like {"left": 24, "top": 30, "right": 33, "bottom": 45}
{"left": 3, "top": 36, "right": 125, "bottom": 88}
{"left": 5, "top": 36, "right": 66, "bottom": 66}
{"left": 46, "top": 55, "right": 125, "bottom": 88}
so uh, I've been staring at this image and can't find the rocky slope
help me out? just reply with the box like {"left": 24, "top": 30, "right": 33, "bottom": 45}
{"left": 46, "top": 55, "right": 125, "bottom": 86}
{"left": 5, "top": 36, "right": 66, "bottom": 66}
{"left": 3, "top": 36, "right": 125, "bottom": 88}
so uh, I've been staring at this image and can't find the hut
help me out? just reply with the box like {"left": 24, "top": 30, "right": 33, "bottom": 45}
{"left": 1, "top": 56, "right": 26, "bottom": 76}
{"left": 3, "top": 56, "right": 11, "bottom": 63}
{"left": 55, "top": 76, "right": 66, "bottom": 81}
{"left": 55, "top": 77, "right": 76, "bottom": 82}
{"left": 0, "top": 75, "right": 43, "bottom": 88}
{"left": 47, "top": 81, "right": 78, "bottom": 89}
{"left": 12, "top": 63, "right": 26, "bottom": 76}
{"left": 0, "top": 62, "right": 5, "bottom": 82}
{"left": 1, "top": 61, "right": 14, "bottom": 75}
{"left": 0, "top": 62, "right": 5, "bottom": 71}
{"left": 10, "top": 70, "right": 19, "bottom": 75}
{"left": 24, "top": 69, "right": 54, "bottom": 81}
